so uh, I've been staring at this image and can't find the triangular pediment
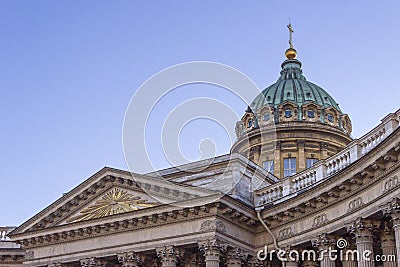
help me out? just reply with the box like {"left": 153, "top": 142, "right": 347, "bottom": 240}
{"left": 10, "top": 167, "right": 215, "bottom": 237}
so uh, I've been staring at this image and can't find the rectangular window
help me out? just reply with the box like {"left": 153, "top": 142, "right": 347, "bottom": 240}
{"left": 284, "top": 157, "right": 297, "bottom": 177}
{"left": 263, "top": 160, "right": 274, "bottom": 173}
{"left": 306, "top": 158, "right": 318, "bottom": 168}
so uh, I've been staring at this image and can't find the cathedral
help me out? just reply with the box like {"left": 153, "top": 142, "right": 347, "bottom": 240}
{"left": 1, "top": 26, "right": 400, "bottom": 267}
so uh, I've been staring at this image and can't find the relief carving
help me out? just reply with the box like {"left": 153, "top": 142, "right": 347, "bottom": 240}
{"left": 25, "top": 251, "right": 34, "bottom": 260}
{"left": 277, "top": 226, "right": 295, "bottom": 241}
{"left": 383, "top": 175, "right": 399, "bottom": 192}
{"left": 347, "top": 197, "right": 364, "bottom": 213}
{"left": 200, "top": 220, "right": 226, "bottom": 233}
{"left": 312, "top": 213, "right": 328, "bottom": 227}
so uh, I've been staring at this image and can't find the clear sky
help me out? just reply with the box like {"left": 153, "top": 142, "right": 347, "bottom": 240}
{"left": 1, "top": 1, "right": 400, "bottom": 225}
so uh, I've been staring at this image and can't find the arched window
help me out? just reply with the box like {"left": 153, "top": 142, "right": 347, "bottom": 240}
{"left": 327, "top": 114, "right": 334, "bottom": 123}
{"left": 284, "top": 109, "right": 292, "bottom": 118}
{"left": 247, "top": 118, "right": 253, "bottom": 128}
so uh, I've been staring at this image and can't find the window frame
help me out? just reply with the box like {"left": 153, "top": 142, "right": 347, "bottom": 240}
{"left": 283, "top": 157, "right": 297, "bottom": 177}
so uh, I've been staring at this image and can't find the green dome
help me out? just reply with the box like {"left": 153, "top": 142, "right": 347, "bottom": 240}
{"left": 250, "top": 59, "right": 342, "bottom": 117}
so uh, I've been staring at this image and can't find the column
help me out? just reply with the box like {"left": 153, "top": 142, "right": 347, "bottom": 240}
{"left": 381, "top": 222, "right": 396, "bottom": 267}
{"left": 341, "top": 247, "right": 357, "bottom": 267}
{"left": 199, "top": 238, "right": 224, "bottom": 267}
{"left": 312, "top": 233, "right": 336, "bottom": 267}
{"left": 383, "top": 198, "right": 400, "bottom": 267}
{"left": 284, "top": 261, "right": 298, "bottom": 267}
{"left": 303, "top": 260, "right": 318, "bottom": 267}
{"left": 247, "top": 255, "right": 264, "bottom": 266}
{"left": 347, "top": 218, "right": 376, "bottom": 267}
{"left": 156, "top": 245, "right": 179, "bottom": 267}
{"left": 117, "top": 252, "right": 143, "bottom": 267}
{"left": 227, "top": 247, "right": 245, "bottom": 267}
{"left": 283, "top": 246, "right": 298, "bottom": 267}
{"left": 183, "top": 254, "right": 199, "bottom": 267}
{"left": 80, "top": 257, "right": 107, "bottom": 267}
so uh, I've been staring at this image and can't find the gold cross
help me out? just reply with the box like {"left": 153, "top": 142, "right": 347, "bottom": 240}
{"left": 287, "top": 23, "right": 294, "bottom": 48}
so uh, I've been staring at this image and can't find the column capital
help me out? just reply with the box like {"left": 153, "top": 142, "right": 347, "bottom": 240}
{"left": 198, "top": 237, "right": 224, "bottom": 267}
{"left": 80, "top": 257, "right": 107, "bottom": 267}
{"left": 381, "top": 222, "right": 396, "bottom": 243}
{"left": 247, "top": 255, "right": 264, "bottom": 267}
{"left": 198, "top": 237, "right": 226, "bottom": 252}
{"left": 117, "top": 251, "right": 143, "bottom": 267}
{"left": 347, "top": 218, "right": 378, "bottom": 241}
{"left": 312, "top": 233, "right": 336, "bottom": 251}
{"left": 226, "top": 246, "right": 247, "bottom": 266}
{"left": 382, "top": 198, "right": 400, "bottom": 227}
{"left": 156, "top": 245, "right": 179, "bottom": 267}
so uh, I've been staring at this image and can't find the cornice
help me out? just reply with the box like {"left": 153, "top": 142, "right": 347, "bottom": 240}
{"left": 260, "top": 132, "right": 400, "bottom": 229}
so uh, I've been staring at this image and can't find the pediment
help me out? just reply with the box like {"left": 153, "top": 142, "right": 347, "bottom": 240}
{"left": 10, "top": 167, "right": 214, "bottom": 237}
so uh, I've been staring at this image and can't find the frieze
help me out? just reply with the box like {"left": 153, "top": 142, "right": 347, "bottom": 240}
{"left": 277, "top": 226, "right": 295, "bottom": 241}
{"left": 383, "top": 175, "right": 399, "bottom": 192}
{"left": 25, "top": 250, "right": 34, "bottom": 260}
{"left": 347, "top": 197, "right": 364, "bottom": 213}
{"left": 199, "top": 220, "right": 226, "bottom": 233}
{"left": 312, "top": 213, "right": 328, "bottom": 227}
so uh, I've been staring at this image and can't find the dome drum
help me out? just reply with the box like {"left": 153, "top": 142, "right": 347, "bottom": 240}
{"left": 232, "top": 49, "right": 353, "bottom": 179}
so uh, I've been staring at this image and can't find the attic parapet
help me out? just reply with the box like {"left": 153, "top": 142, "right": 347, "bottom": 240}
{"left": 255, "top": 109, "right": 400, "bottom": 206}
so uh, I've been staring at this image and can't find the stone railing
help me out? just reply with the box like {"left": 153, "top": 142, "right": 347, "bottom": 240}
{"left": 256, "top": 109, "right": 400, "bottom": 206}
{"left": 0, "top": 226, "right": 16, "bottom": 241}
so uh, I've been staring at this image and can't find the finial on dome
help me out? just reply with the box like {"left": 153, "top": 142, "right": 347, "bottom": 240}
{"left": 285, "top": 23, "right": 297, "bottom": 59}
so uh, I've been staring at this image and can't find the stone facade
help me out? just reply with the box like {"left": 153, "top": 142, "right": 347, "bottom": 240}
{"left": 2, "top": 40, "right": 400, "bottom": 266}
{"left": 1, "top": 107, "right": 399, "bottom": 267}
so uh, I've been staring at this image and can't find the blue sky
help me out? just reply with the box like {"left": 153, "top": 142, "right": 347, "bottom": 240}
{"left": 1, "top": 1, "right": 399, "bottom": 225}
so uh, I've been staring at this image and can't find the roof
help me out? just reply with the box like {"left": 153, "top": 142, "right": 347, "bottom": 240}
{"left": 250, "top": 59, "right": 342, "bottom": 115}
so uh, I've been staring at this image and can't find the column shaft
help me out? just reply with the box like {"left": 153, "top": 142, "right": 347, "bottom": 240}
{"left": 381, "top": 225, "right": 396, "bottom": 267}
{"left": 204, "top": 249, "right": 220, "bottom": 267}
{"left": 348, "top": 218, "right": 376, "bottom": 267}
{"left": 393, "top": 225, "right": 400, "bottom": 267}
